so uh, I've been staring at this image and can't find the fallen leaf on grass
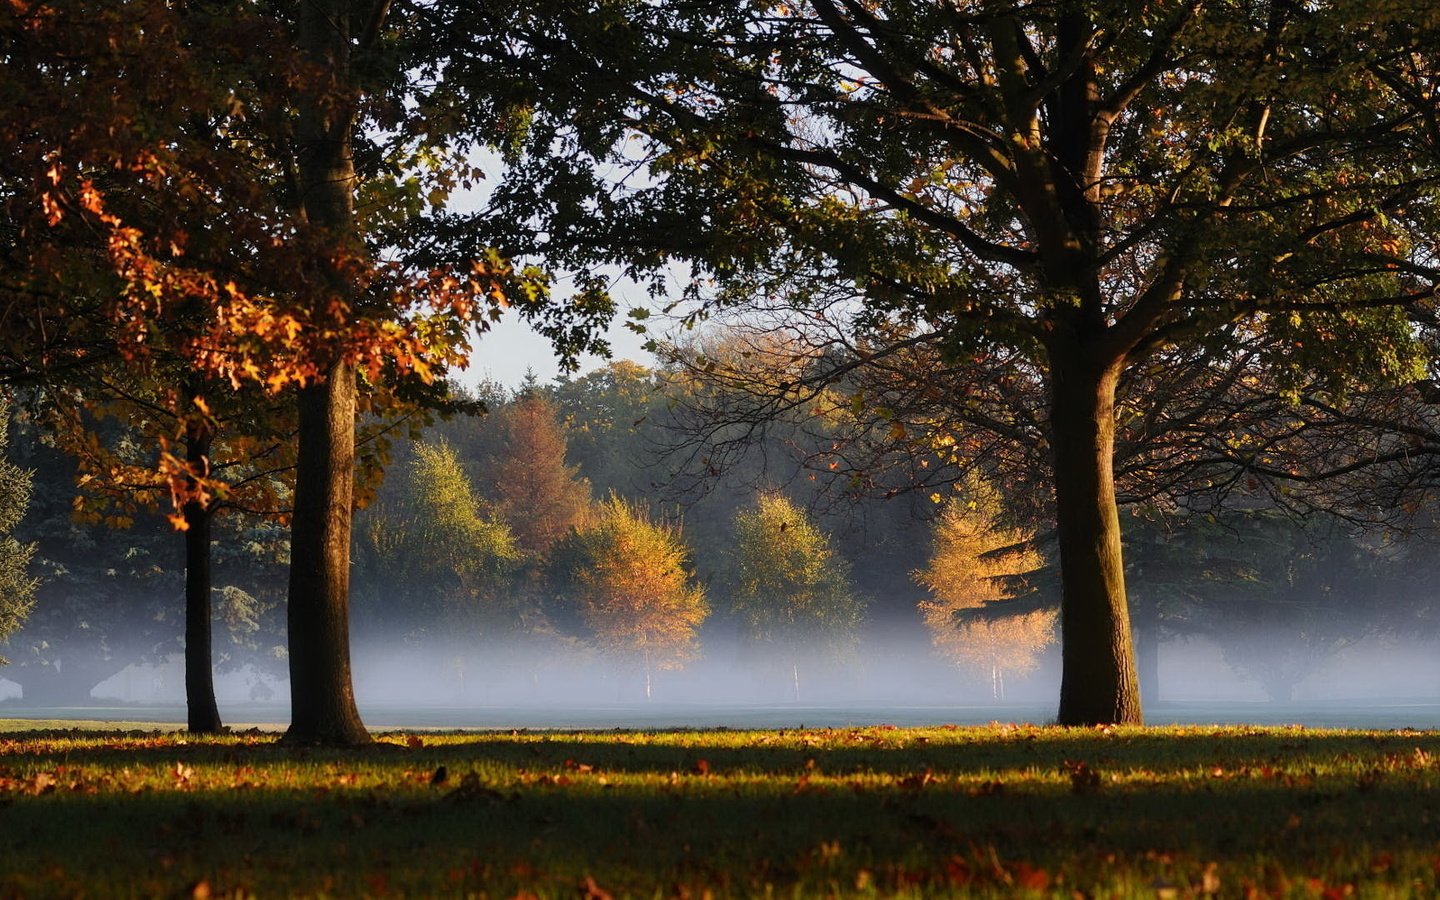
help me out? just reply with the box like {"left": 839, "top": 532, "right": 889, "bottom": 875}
{"left": 1012, "top": 862, "right": 1049, "bottom": 891}
{"left": 1062, "top": 759, "right": 1102, "bottom": 794}
{"left": 1200, "top": 862, "right": 1222, "bottom": 895}
{"left": 27, "top": 772, "right": 56, "bottom": 796}
{"left": 445, "top": 772, "right": 507, "bottom": 802}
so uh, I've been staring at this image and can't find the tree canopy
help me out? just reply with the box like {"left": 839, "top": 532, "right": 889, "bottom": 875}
{"left": 552, "top": 495, "right": 708, "bottom": 699}
{"left": 729, "top": 492, "right": 862, "bottom": 698}
{"left": 470, "top": 0, "right": 1440, "bottom": 723}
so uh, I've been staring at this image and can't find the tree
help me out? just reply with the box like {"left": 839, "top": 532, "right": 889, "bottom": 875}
{"left": 353, "top": 439, "right": 522, "bottom": 659}
{"left": 2, "top": 422, "right": 185, "bottom": 705}
{"left": 485, "top": 392, "right": 591, "bottom": 557}
{"left": 728, "top": 492, "right": 862, "bottom": 700}
{"left": 473, "top": 0, "right": 1440, "bottom": 723}
{"left": 1186, "top": 512, "right": 1390, "bottom": 702}
{"left": 1, "top": 405, "right": 291, "bottom": 707}
{"left": 0, "top": 399, "right": 36, "bottom": 662}
{"left": 552, "top": 361, "right": 665, "bottom": 500}
{"left": 3, "top": 0, "right": 613, "bottom": 744}
{"left": 916, "top": 499, "right": 1054, "bottom": 701}
{"left": 39, "top": 371, "right": 298, "bottom": 732}
{"left": 551, "top": 495, "right": 707, "bottom": 699}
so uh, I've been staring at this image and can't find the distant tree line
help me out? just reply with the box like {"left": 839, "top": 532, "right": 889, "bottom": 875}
{"left": 9, "top": 349, "right": 1438, "bottom": 709}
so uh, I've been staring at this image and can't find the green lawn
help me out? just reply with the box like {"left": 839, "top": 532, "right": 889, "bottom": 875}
{"left": 1, "top": 723, "right": 1437, "bottom": 897}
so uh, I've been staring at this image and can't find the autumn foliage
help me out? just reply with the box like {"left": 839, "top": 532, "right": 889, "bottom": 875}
{"left": 554, "top": 496, "right": 708, "bottom": 696}
{"left": 917, "top": 500, "right": 1056, "bottom": 699}
{"left": 0, "top": 0, "right": 536, "bottom": 515}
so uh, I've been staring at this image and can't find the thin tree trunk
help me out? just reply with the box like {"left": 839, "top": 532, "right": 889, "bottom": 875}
{"left": 1050, "top": 359, "right": 1143, "bottom": 725}
{"left": 643, "top": 648, "right": 652, "bottom": 701}
{"left": 183, "top": 410, "right": 223, "bottom": 734}
{"left": 284, "top": 0, "right": 371, "bottom": 746}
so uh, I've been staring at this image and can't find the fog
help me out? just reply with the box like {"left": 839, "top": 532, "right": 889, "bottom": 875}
{"left": 8, "top": 625, "right": 1440, "bottom": 731}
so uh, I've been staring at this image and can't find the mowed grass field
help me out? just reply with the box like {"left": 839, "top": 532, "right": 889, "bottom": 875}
{"left": 2, "top": 723, "right": 1438, "bottom": 898}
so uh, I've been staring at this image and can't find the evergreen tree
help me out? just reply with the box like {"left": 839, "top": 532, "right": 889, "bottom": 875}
{"left": 916, "top": 498, "right": 1055, "bottom": 701}
{"left": 0, "top": 399, "right": 36, "bottom": 663}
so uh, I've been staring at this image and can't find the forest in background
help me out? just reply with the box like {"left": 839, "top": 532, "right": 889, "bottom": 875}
{"left": 4, "top": 352, "right": 1438, "bottom": 711}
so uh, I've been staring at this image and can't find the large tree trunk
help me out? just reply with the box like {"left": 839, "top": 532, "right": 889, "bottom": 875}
{"left": 284, "top": 0, "right": 371, "bottom": 746}
{"left": 183, "top": 415, "right": 223, "bottom": 734}
{"left": 285, "top": 365, "right": 369, "bottom": 745}
{"left": 1050, "top": 359, "right": 1143, "bottom": 725}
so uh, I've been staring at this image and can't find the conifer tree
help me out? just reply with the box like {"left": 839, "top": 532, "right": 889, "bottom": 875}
{"left": 916, "top": 498, "right": 1055, "bottom": 701}
{"left": 0, "top": 399, "right": 36, "bottom": 663}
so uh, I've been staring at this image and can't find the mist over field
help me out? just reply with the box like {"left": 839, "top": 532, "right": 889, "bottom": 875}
{"left": 8, "top": 619, "right": 1440, "bottom": 731}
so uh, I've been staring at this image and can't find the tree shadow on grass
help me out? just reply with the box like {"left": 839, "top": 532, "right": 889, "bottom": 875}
{"left": 2, "top": 727, "right": 1439, "bottom": 896}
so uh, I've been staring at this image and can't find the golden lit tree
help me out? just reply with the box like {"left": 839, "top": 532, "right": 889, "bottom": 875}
{"left": 354, "top": 438, "right": 521, "bottom": 695}
{"left": 917, "top": 499, "right": 1055, "bottom": 701}
{"left": 555, "top": 496, "right": 707, "bottom": 699}
{"left": 729, "top": 493, "right": 862, "bottom": 701}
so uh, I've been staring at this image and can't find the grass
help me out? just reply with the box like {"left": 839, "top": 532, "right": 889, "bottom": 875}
{"left": 2, "top": 722, "right": 1438, "bottom": 897}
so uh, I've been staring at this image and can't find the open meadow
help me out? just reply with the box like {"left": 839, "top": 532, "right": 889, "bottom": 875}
{"left": 2, "top": 723, "right": 1439, "bottom": 898}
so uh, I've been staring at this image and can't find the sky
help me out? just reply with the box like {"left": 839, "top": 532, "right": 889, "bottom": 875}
{"left": 461, "top": 305, "right": 657, "bottom": 389}
{"left": 442, "top": 155, "right": 670, "bottom": 389}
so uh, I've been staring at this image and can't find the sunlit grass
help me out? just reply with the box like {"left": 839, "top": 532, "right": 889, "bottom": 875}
{"left": 2, "top": 723, "right": 1438, "bottom": 897}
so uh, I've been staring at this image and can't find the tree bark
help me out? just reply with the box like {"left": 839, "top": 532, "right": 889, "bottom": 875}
{"left": 183, "top": 414, "right": 223, "bottom": 734}
{"left": 284, "top": 0, "right": 371, "bottom": 746}
{"left": 1050, "top": 358, "right": 1143, "bottom": 725}
{"left": 285, "top": 364, "right": 369, "bottom": 745}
